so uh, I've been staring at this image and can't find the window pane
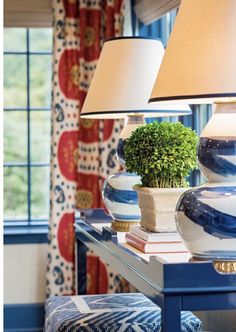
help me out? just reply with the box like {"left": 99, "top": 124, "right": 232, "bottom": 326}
{"left": 31, "top": 167, "right": 50, "bottom": 219}
{"left": 4, "top": 27, "right": 52, "bottom": 224}
{"left": 4, "top": 54, "right": 27, "bottom": 108}
{"left": 29, "top": 28, "right": 52, "bottom": 52}
{"left": 30, "top": 55, "right": 52, "bottom": 108}
{"left": 4, "top": 111, "right": 27, "bottom": 163}
{"left": 4, "top": 28, "right": 26, "bottom": 52}
{"left": 31, "top": 111, "right": 51, "bottom": 163}
{"left": 4, "top": 167, "right": 28, "bottom": 219}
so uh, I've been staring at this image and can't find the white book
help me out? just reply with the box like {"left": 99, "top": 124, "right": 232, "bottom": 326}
{"left": 130, "top": 225, "right": 181, "bottom": 243}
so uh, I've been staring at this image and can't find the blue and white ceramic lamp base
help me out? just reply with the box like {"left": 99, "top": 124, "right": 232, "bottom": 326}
{"left": 102, "top": 171, "right": 141, "bottom": 231}
{"left": 176, "top": 103, "right": 236, "bottom": 264}
{"left": 102, "top": 115, "right": 145, "bottom": 231}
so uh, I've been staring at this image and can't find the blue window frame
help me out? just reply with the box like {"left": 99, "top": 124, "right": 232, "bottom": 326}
{"left": 4, "top": 28, "right": 52, "bottom": 242}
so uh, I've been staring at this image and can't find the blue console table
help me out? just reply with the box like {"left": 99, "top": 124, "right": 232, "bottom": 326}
{"left": 74, "top": 208, "right": 236, "bottom": 332}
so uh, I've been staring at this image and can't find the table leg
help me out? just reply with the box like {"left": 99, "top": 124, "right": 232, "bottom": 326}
{"left": 162, "top": 295, "right": 181, "bottom": 332}
{"left": 76, "top": 237, "right": 88, "bottom": 295}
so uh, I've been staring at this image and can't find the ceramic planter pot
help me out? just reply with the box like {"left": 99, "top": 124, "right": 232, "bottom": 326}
{"left": 135, "top": 187, "right": 188, "bottom": 232}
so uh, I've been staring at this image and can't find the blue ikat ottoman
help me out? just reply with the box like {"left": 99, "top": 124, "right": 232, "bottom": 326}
{"left": 45, "top": 293, "right": 203, "bottom": 332}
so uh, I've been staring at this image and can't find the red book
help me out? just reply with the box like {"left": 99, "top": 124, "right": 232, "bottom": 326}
{"left": 125, "top": 232, "right": 188, "bottom": 254}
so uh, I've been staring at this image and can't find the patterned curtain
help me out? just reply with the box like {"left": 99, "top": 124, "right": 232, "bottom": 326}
{"left": 47, "top": 0, "right": 128, "bottom": 297}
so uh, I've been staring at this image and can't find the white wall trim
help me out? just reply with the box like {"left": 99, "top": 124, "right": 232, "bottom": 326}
{"left": 4, "top": 244, "right": 47, "bottom": 304}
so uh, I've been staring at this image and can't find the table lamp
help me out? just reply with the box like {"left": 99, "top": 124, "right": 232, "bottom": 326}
{"left": 81, "top": 37, "right": 191, "bottom": 232}
{"left": 149, "top": 0, "right": 236, "bottom": 270}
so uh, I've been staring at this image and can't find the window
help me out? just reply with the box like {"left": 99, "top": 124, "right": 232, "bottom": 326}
{"left": 4, "top": 28, "right": 52, "bottom": 226}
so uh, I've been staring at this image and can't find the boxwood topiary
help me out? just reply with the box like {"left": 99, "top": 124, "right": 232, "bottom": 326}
{"left": 124, "top": 121, "right": 198, "bottom": 188}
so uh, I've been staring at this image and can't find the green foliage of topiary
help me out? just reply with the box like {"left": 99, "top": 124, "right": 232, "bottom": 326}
{"left": 124, "top": 121, "right": 198, "bottom": 188}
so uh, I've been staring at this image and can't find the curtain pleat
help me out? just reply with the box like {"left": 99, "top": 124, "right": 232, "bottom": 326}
{"left": 47, "top": 0, "right": 129, "bottom": 297}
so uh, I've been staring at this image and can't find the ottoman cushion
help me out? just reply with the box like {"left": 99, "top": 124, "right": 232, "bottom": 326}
{"left": 45, "top": 293, "right": 202, "bottom": 332}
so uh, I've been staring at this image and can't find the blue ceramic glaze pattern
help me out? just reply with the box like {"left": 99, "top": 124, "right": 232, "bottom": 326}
{"left": 176, "top": 105, "right": 236, "bottom": 260}
{"left": 104, "top": 182, "right": 139, "bottom": 204}
{"left": 102, "top": 171, "right": 141, "bottom": 222}
{"left": 117, "top": 138, "right": 126, "bottom": 169}
{"left": 112, "top": 213, "right": 141, "bottom": 220}
{"left": 112, "top": 171, "right": 140, "bottom": 178}
{"left": 198, "top": 138, "right": 236, "bottom": 177}
{"left": 177, "top": 186, "right": 236, "bottom": 239}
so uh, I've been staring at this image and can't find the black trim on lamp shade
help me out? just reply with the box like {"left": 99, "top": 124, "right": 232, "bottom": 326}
{"left": 149, "top": 93, "right": 236, "bottom": 103}
{"left": 105, "top": 36, "right": 161, "bottom": 43}
{"left": 80, "top": 109, "right": 192, "bottom": 118}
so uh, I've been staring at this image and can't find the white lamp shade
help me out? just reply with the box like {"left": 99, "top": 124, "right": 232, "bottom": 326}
{"left": 150, "top": 0, "right": 236, "bottom": 104}
{"left": 80, "top": 37, "right": 191, "bottom": 119}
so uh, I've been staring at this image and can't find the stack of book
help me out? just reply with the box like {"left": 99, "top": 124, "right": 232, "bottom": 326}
{"left": 125, "top": 225, "right": 188, "bottom": 254}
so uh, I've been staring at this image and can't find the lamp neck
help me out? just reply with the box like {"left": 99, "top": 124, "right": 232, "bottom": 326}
{"left": 214, "top": 102, "right": 236, "bottom": 114}
{"left": 201, "top": 102, "right": 236, "bottom": 139}
{"left": 120, "top": 114, "right": 145, "bottom": 140}
{"left": 125, "top": 114, "right": 145, "bottom": 125}
{"left": 117, "top": 114, "right": 145, "bottom": 169}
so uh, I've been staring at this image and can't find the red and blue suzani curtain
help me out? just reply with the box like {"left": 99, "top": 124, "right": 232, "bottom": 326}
{"left": 47, "top": 0, "right": 129, "bottom": 297}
